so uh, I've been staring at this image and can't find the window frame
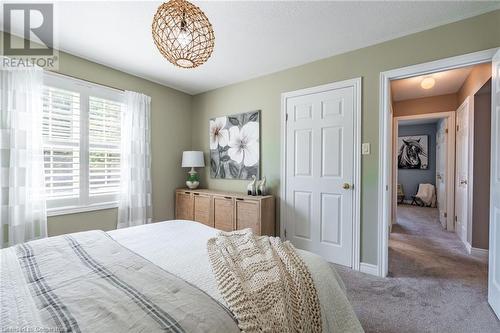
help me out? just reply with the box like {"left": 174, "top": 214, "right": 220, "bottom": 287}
{"left": 43, "top": 72, "right": 124, "bottom": 216}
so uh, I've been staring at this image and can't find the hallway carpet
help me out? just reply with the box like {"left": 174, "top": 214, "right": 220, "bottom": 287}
{"left": 334, "top": 205, "right": 499, "bottom": 333}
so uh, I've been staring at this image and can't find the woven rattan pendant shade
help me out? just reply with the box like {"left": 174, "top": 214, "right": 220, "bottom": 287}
{"left": 152, "top": 0, "right": 215, "bottom": 68}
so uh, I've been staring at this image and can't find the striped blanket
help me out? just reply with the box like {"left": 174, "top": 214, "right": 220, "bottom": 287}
{"left": 0, "top": 230, "right": 239, "bottom": 333}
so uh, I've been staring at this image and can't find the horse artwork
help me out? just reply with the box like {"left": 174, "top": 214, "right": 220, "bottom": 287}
{"left": 398, "top": 135, "right": 429, "bottom": 169}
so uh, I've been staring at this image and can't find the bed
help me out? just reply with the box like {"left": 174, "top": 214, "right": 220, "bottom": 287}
{"left": 1, "top": 220, "right": 363, "bottom": 332}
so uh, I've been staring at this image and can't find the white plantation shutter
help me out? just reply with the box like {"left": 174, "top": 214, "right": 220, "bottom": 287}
{"left": 42, "top": 73, "right": 124, "bottom": 214}
{"left": 89, "top": 97, "right": 121, "bottom": 196}
{"left": 42, "top": 87, "right": 80, "bottom": 201}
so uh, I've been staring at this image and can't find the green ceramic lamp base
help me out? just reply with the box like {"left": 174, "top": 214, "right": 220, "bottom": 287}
{"left": 186, "top": 167, "right": 200, "bottom": 189}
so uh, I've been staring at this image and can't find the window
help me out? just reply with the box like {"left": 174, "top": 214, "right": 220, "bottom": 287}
{"left": 88, "top": 97, "right": 121, "bottom": 196}
{"left": 42, "top": 73, "right": 124, "bottom": 215}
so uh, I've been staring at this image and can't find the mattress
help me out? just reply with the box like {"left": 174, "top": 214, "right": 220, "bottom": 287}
{"left": 108, "top": 220, "right": 363, "bottom": 332}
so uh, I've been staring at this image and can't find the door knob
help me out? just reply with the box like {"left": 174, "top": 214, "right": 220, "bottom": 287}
{"left": 460, "top": 180, "right": 468, "bottom": 185}
{"left": 342, "top": 183, "right": 352, "bottom": 190}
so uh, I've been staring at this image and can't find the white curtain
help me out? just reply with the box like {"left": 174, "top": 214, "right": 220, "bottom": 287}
{"left": 0, "top": 67, "right": 47, "bottom": 248}
{"left": 117, "top": 91, "right": 152, "bottom": 228}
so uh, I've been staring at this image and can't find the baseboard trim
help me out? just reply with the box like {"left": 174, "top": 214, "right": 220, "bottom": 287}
{"left": 360, "top": 262, "right": 379, "bottom": 276}
{"left": 471, "top": 247, "right": 488, "bottom": 260}
{"left": 458, "top": 236, "right": 472, "bottom": 254}
{"left": 465, "top": 241, "right": 472, "bottom": 254}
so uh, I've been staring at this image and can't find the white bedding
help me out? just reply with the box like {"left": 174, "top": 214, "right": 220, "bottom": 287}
{"left": 1, "top": 230, "right": 239, "bottom": 332}
{"left": 108, "top": 220, "right": 363, "bottom": 332}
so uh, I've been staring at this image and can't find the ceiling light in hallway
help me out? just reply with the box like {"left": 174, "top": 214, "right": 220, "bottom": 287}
{"left": 420, "top": 77, "right": 435, "bottom": 89}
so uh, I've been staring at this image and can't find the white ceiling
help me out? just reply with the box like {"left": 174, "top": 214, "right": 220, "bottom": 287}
{"left": 391, "top": 66, "right": 473, "bottom": 102}
{"left": 3, "top": 1, "right": 499, "bottom": 95}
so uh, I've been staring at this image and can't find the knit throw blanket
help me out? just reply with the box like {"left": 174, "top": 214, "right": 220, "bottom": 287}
{"left": 207, "top": 229, "right": 322, "bottom": 333}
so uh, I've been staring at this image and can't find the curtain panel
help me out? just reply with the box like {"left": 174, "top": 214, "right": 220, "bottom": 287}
{"left": 0, "top": 67, "right": 47, "bottom": 247}
{"left": 117, "top": 91, "right": 152, "bottom": 228}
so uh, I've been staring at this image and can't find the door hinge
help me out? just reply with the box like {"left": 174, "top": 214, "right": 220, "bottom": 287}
{"left": 457, "top": 125, "right": 459, "bottom": 132}
{"left": 445, "top": 128, "right": 448, "bottom": 134}
{"left": 455, "top": 215, "right": 458, "bottom": 222}
{"left": 286, "top": 113, "right": 288, "bottom": 121}
{"left": 284, "top": 229, "right": 287, "bottom": 238}
{"left": 444, "top": 212, "right": 447, "bottom": 218}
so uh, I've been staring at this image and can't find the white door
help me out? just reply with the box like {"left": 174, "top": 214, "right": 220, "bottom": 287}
{"left": 284, "top": 81, "right": 357, "bottom": 267}
{"left": 392, "top": 117, "right": 398, "bottom": 228}
{"left": 488, "top": 49, "right": 500, "bottom": 319}
{"left": 455, "top": 98, "right": 469, "bottom": 245}
{"left": 436, "top": 118, "right": 448, "bottom": 229}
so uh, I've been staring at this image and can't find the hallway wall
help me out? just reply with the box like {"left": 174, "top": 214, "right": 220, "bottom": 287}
{"left": 393, "top": 94, "right": 458, "bottom": 117}
{"left": 458, "top": 63, "right": 492, "bottom": 105}
{"left": 397, "top": 124, "right": 437, "bottom": 201}
{"left": 472, "top": 80, "right": 491, "bottom": 250}
{"left": 457, "top": 64, "right": 492, "bottom": 249}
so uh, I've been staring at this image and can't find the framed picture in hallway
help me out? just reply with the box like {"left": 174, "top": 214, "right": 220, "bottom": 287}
{"left": 398, "top": 135, "right": 429, "bottom": 169}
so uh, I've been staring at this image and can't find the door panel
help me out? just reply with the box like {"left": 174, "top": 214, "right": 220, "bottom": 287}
{"left": 455, "top": 98, "right": 469, "bottom": 245}
{"left": 294, "top": 130, "right": 312, "bottom": 176}
{"left": 489, "top": 49, "right": 500, "bottom": 319}
{"left": 436, "top": 119, "right": 448, "bottom": 228}
{"left": 321, "top": 127, "right": 342, "bottom": 177}
{"left": 293, "top": 191, "right": 312, "bottom": 240}
{"left": 285, "top": 84, "right": 355, "bottom": 267}
{"left": 320, "top": 193, "right": 342, "bottom": 245}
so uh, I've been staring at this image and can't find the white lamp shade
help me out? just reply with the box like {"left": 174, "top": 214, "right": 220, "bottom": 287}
{"left": 182, "top": 151, "right": 205, "bottom": 168}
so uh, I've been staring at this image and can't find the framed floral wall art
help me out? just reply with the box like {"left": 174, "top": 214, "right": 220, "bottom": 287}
{"left": 209, "top": 111, "right": 260, "bottom": 179}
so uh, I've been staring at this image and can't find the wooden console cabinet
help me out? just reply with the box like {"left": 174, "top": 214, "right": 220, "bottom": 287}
{"left": 175, "top": 189, "right": 275, "bottom": 236}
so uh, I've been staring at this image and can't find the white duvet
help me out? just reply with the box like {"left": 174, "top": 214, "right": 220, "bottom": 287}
{"left": 108, "top": 220, "right": 363, "bottom": 333}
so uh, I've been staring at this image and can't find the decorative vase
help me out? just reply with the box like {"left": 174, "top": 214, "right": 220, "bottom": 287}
{"left": 247, "top": 175, "right": 257, "bottom": 196}
{"left": 257, "top": 176, "right": 267, "bottom": 195}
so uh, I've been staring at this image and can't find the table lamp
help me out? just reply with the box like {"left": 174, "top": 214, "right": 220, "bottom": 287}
{"left": 182, "top": 151, "right": 205, "bottom": 189}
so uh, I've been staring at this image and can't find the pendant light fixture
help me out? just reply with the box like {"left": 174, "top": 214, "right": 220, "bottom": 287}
{"left": 152, "top": 0, "right": 215, "bottom": 69}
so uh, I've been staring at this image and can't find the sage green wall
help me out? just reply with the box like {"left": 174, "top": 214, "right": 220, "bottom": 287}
{"left": 191, "top": 10, "right": 500, "bottom": 265}
{"left": 48, "top": 208, "right": 118, "bottom": 235}
{"left": 1, "top": 33, "right": 193, "bottom": 237}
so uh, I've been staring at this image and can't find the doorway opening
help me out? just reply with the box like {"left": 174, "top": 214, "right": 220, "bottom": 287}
{"left": 378, "top": 48, "right": 499, "bottom": 323}
{"left": 389, "top": 63, "right": 492, "bottom": 266}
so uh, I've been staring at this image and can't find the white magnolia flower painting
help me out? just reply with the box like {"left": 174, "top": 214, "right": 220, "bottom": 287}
{"left": 209, "top": 111, "right": 260, "bottom": 179}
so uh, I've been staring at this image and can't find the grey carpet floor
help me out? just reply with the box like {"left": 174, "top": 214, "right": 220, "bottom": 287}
{"left": 334, "top": 205, "right": 500, "bottom": 333}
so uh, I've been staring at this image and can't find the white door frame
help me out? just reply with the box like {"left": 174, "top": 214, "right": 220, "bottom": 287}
{"left": 455, "top": 97, "right": 474, "bottom": 251}
{"left": 393, "top": 111, "right": 456, "bottom": 231}
{"left": 280, "top": 77, "right": 362, "bottom": 271}
{"left": 488, "top": 49, "right": 500, "bottom": 319}
{"left": 378, "top": 48, "right": 498, "bottom": 278}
